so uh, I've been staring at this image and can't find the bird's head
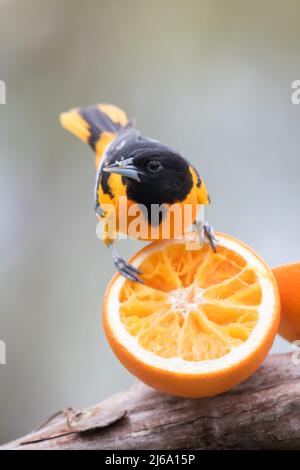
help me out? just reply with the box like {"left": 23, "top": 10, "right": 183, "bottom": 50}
{"left": 103, "top": 140, "right": 207, "bottom": 206}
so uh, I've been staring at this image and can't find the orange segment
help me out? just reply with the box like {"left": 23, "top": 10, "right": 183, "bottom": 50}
{"left": 180, "top": 309, "right": 232, "bottom": 361}
{"left": 138, "top": 250, "right": 182, "bottom": 291}
{"left": 138, "top": 312, "right": 181, "bottom": 358}
{"left": 103, "top": 234, "right": 280, "bottom": 398}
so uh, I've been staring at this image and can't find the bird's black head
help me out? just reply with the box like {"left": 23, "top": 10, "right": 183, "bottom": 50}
{"left": 103, "top": 138, "right": 194, "bottom": 206}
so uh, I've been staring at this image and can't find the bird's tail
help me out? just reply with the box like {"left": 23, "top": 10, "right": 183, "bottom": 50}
{"left": 60, "top": 103, "right": 128, "bottom": 168}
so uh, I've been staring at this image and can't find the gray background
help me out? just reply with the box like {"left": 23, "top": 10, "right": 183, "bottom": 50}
{"left": 0, "top": 0, "right": 298, "bottom": 444}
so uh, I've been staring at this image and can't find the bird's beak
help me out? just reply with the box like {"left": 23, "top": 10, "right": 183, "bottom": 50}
{"left": 103, "top": 158, "right": 142, "bottom": 182}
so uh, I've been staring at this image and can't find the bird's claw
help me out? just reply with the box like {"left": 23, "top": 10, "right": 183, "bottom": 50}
{"left": 204, "top": 223, "right": 218, "bottom": 252}
{"left": 114, "top": 256, "right": 143, "bottom": 283}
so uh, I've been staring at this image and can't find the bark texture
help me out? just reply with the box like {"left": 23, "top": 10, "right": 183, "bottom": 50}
{"left": 1, "top": 353, "right": 300, "bottom": 450}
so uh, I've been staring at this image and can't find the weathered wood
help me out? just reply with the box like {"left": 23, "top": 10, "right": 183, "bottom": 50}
{"left": 1, "top": 353, "right": 300, "bottom": 450}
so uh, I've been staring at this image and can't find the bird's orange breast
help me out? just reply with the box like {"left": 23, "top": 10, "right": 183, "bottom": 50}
{"left": 99, "top": 174, "right": 201, "bottom": 242}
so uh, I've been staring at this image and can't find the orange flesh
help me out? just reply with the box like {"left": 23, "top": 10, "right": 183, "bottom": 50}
{"left": 119, "top": 244, "right": 262, "bottom": 361}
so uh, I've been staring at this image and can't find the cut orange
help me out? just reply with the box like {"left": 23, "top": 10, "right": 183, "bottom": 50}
{"left": 273, "top": 261, "right": 300, "bottom": 342}
{"left": 103, "top": 234, "right": 280, "bottom": 397}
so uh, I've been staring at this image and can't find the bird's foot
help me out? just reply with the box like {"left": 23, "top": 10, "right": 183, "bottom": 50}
{"left": 204, "top": 222, "right": 218, "bottom": 252}
{"left": 114, "top": 256, "right": 143, "bottom": 283}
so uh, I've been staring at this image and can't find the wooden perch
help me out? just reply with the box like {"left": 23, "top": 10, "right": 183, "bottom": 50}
{"left": 2, "top": 353, "right": 300, "bottom": 450}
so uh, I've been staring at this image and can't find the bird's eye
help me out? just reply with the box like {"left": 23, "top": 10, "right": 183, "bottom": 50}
{"left": 147, "top": 161, "right": 162, "bottom": 173}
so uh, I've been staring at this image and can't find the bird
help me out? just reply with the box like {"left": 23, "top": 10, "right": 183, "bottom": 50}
{"left": 60, "top": 103, "right": 216, "bottom": 282}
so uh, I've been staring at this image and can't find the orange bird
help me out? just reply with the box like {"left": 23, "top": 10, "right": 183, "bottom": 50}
{"left": 60, "top": 103, "right": 216, "bottom": 282}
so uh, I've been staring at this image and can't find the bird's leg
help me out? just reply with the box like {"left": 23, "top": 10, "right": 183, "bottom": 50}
{"left": 203, "top": 222, "right": 218, "bottom": 252}
{"left": 108, "top": 243, "right": 143, "bottom": 283}
{"left": 95, "top": 203, "right": 105, "bottom": 218}
{"left": 194, "top": 220, "right": 218, "bottom": 252}
{"left": 94, "top": 160, "right": 107, "bottom": 218}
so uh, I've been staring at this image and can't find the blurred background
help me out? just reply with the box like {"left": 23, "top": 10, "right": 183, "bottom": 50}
{"left": 0, "top": 0, "right": 299, "bottom": 444}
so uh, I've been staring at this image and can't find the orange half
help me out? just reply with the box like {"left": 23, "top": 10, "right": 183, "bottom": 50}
{"left": 103, "top": 234, "right": 280, "bottom": 397}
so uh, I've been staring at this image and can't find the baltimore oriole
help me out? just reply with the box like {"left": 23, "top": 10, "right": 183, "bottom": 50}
{"left": 60, "top": 103, "right": 216, "bottom": 282}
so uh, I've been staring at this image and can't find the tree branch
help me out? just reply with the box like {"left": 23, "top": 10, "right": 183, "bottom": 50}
{"left": 2, "top": 353, "right": 300, "bottom": 450}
